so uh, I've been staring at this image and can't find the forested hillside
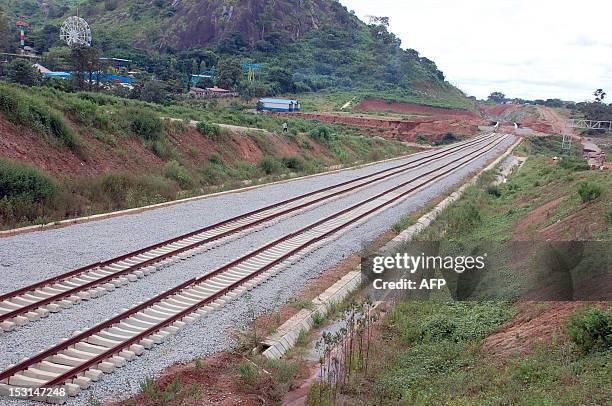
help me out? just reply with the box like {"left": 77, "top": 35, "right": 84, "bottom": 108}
{"left": 0, "top": 0, "right": 471, "bottom": 108}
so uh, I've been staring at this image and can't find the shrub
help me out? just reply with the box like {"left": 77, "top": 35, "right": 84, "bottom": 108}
{"left": 433, "top": 132, "right": 461, "bottom": 146}
{"left": 94, "top": 110, "right": 116, "bottom": 132}
{"left": 309, "top": 125, "right": 333, "bottom": 142}
{"left": 312, "top": 311, "right": 324, "bottom": 326}
{"left": 0, "top": 157, "right": 58, "bottom": 202}
{"left": 445, "top": 200, "right": 481, "bottom": 235}
{"left": 127, "top": 108, "right": 163, "bottom": 140}
{"left": 85, "top": 173, "right": 176, "bottom": 209}
{"left": 567, "top": 305, "right": 611, "bottom": 353}
{"left": 238, "top": 362, "right": 260, "bottom": 387}
{"left": 559, "top": 156, "right": 589, "bottom": 171}
{"left": 166, "top": 119, "right": 186, "bottom": 135}
{"left": 162, "top": 160, "right": 192, "bottom": 189}
{"left": 208, "top": 152, "right": 222, "bottom": 165}
{"left": 199, "top": 164, "right": 228, "bottom": 185}
{"left": 281, "top": 156, "right": 304, "bottom": 171}
{"left": 259, "top": 157, "right": 282, "bottom": 175}
{"left": 415, "top": 134, "right": 428, "bottom": 144}
{"left": 196, "top": 121, "right": 221, "bottom": 138}
{"left": 577, "top": 181, "right": 602, "bottom": 203}
{"left": 65, "top": 97, "right": 97, "bottom": 126}
{"left": 486, "top": 184, "right": 501, "bottom": 197}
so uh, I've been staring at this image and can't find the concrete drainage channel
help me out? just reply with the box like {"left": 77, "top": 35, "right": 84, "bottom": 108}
{"left": 0, "top": 135, "right": 513, "bottom": 404}
{"left": 256, "top": 137, "right": 523, "bottom": 361}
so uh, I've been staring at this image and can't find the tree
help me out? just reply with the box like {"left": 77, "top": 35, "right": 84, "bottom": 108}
{"left": 140, "top": 80, "right": 169, "bottom": 104}
{"left": 217, "top": 32, "right": 247, "bottom": 54}
{"left": 7, "top": 59, "right": 41, "bottom": 86}
{"left": 68, "top": 46, "right": 101, "bottom": 90}
{"left": 594, "top": 88, "right": 606, "bottom": 103}
{"left": 216, "top": 57, "right": 243, "bottom": 90}
{"left": 268, "top": 67, "right": 295, "bottom": 93}
{"left": 487, "top": 91, "right": 506, "bottom": 103}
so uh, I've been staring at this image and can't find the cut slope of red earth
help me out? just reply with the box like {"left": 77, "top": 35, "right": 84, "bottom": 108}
{"left": 0, "top": 115, "right": 327, "bottom": 177}
{"left": 484, "top": 302, "right": 583, "bottom": 358}
{"left": 356, "top": 98, "right": 480, "bottom": 119}
{"left": 270, "top": 110, "right": 484, "bottom": 143}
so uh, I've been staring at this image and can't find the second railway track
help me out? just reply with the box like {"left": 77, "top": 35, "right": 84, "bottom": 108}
{"left": 0, "top": 133, "right": 510, "bottom": 403}
{"left": 0, "top": 133, "right": 499, "bottom": 333}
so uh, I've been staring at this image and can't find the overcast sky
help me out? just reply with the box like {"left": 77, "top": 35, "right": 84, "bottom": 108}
{"left": 341, "top": 0, "right": 611, "bottom": 102}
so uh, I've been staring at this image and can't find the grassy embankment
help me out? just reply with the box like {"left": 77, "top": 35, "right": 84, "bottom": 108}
{"left": 294, "top": 88, "right": 476, "bottom": 113}
{"left": 301, "top": 135, "right": 611, "bottom": 404}
{"left": 0, "top": 83, "right": 412, "bottom": 230}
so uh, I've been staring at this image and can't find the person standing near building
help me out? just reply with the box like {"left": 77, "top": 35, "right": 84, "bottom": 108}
{"left": 282, "top": 121, "right": 288, "bottom": 133}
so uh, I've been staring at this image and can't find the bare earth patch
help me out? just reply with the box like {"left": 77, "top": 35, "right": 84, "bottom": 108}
{"left": 513, "top": 197, "right": 566, "bottom": 240}
{"left": 483, "top": 301, "right": 582, "bottom": 358}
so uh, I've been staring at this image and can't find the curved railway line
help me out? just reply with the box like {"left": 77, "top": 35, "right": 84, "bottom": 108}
{"left": 0, "top": 133, "right": 499, "bottom": 333}
{"left": 0, "top": 133, "right": 510, "bottom": 403}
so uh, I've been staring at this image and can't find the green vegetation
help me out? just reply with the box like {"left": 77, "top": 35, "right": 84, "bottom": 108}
{"left": 577, "top": 181, "right": 603, "bottom": 203}
{"left": 0, "top": 158, "right": 59, "bottom": 225}
{"left": 127, "top": 107, "right": 163, "bottom": 140}
{"left": 139, "top": 376, "right": 197, "bottom": 404}
{"left": 0, "top": 157, "right": 58, "bottom": 202}
{"left": 237, "top": 358, "right": 300, "bottom": 401}
{"left": 311, "top": 311, "right": 325, "bottom": 326}
{"left": 567, "top": 305, "right": 612, "bottom": 354}
{"left": 331, "top": 301, "right": 611, "bottom": 405}
{"left": 392, "top": 213, "right": 416, "bottom": 233}
{"left": 7, "top": 59, "right": 41, "bottom": 86}
{"left": 432, "top": 132, "right": 462, "bottom": 146}
{"left": 0, "top": 83, "right": 80, "bottom": 151}
{"left": 417, "top": 136, "right": 611, "bottom": 241}
{"left": 162, "top": 160, "right": 192, "bottom": 189}
{"left": 196, "top": 121, "right": 221, "bottom": 138}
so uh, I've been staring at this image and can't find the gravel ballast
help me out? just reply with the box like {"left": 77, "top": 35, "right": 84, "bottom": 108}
{"left": 0, "top": 135, "right": 515, "bottom": 405}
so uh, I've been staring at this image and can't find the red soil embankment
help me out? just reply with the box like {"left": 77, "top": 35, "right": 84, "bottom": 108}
{"left": 274, "top": 111, "right": 425, "bottom": 136}
{"left": 356, "top": 98, "right": 480, "bottom": 119}
{"left": 480, "top": 103, "right": 519, "bottom": 118}
{"left": 270, "top": 111, "right": 482, "bottom": 142}
{"left": 0, "top": 115, "right": 325, "bottom": 177}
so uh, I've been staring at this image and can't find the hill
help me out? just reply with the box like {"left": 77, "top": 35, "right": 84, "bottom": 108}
{"left": 0, "top": 0, "right": 474, "bottom": 109}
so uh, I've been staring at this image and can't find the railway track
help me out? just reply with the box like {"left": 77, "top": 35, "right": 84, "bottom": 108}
{"left": 0, "top": 133, "right": 499, "bottom": 333}
{"left": 0, "top": 133, "right": 509, "bottom": 403}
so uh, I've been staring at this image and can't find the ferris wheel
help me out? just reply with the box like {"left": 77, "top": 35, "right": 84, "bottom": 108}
{"left": 59, "top": 16, "right": 92, "bottom": 47}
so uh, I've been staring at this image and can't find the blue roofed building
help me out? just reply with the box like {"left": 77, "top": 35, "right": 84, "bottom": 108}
{"left": 258, "top": 98, "right": 300, "bottom": 112}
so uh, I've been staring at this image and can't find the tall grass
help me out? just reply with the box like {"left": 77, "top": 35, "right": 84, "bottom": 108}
{"left": 0, "top": 83, "right": 80, "bottom": 151}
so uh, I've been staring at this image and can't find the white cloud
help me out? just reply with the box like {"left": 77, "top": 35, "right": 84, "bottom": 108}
{"left": 340, "top": 0, "right": 612, "bottom": 101}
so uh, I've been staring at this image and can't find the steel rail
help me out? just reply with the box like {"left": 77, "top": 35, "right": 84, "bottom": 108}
{"left": 0, "top": 134, "right": 498, "bottom": 325}
{"left": 1, "top": 134, "right": 490, "bottom": 302}
{"left": 0, "top": 134, "right": 508, "bottom": 392}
